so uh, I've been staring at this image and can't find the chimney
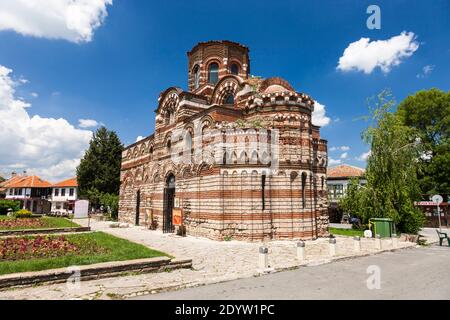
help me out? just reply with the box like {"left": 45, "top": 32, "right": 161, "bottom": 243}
{"left": 23, "top": 170, "right": 27, "bottom": 176}
{"left": 11, "top": 171, "right": 17, "bottom": 178}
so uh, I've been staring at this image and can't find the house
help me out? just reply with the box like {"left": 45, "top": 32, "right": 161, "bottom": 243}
{"left": 327, "top": 164, "right": 366, "bottom": 223}
{"left": 0, "top": 175, "right": 6, "bottom": 198}
{"left": 50, "top": 178, "right": 78, "bottom": 214}
{"left": 2, "top": 173, "right": 52, "bottom": 214}
{"left": 119, "top": 40, "right": 329, "bottom": 241}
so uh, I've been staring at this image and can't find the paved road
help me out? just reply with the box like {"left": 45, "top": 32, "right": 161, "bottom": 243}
{"left": 135, "top": 245, "right": 450, "bottom": 300}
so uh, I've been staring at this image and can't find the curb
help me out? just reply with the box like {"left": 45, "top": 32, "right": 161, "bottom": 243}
{"left": 0, "top": 257, "right": 192, "bottom": 290}
{"left": 0, "top": 227, "right": 91, "bottom": 237}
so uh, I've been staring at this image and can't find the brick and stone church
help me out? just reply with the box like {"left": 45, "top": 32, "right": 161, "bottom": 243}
{"left": 119, "top": 40, "right": 329, "bottom": 241}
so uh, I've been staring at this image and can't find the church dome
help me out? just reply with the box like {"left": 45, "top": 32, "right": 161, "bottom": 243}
{"left": 259, "top": 77, "right": 295, "bottom": 94}
{"left": 264, "top": 84, "right": 292, "bottom": 94}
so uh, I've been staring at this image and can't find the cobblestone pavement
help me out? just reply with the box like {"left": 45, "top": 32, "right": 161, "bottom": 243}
{"left": 0, "top": 220, "right": 416, "bottom": 300}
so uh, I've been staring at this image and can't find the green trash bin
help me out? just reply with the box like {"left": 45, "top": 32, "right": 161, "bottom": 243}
{"left": 369, "top": 218, "right": 395, "bottom": 238}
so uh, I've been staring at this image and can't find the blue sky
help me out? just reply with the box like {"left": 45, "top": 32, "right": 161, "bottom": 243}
{"left": 0, "top": 0, "right": 449, "bottom": 180}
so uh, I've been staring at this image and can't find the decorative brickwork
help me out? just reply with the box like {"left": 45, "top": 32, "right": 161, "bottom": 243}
{"left": 119, "top": 40, "right": 329, "bottom": 241}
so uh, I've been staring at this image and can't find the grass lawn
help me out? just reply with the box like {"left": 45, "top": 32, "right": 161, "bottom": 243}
{"left": 0, "top": 216, "right": 80, "bottom": 231}
{"left": 329, "top": 227, "right": 364, "bottom": 237}
{"left": 0, "top": 232, "right": 169, "bottom": 275}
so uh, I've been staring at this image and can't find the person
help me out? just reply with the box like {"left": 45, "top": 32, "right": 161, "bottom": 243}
{"left": 349, "top": 215, "right": 361, "bottom": 229}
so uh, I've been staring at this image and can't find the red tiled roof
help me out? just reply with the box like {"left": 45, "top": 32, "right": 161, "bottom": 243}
{"left": 327, "top": 165, "right": 365, "bottom": 179}
{"left": 2, "top": 175, "right": 52, "bottom": 188}
{"left": 53, "top": 177, "right": 78, "bottom": 188}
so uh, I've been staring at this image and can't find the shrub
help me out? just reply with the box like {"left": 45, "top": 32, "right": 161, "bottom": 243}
{"left": 0, "top": 200, "right": 20, "bottom": 215}
{"left": 14, "top": 209, "right": 33, "bottom": 219}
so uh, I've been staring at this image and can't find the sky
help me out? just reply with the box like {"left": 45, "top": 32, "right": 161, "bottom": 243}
{"left": 0, "top": 0, "right": 449, "bottom": 182}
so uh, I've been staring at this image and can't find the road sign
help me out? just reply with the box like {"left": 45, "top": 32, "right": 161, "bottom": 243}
{"left": 432, "top": 195, "right": 443, "bottom": 204}
{"left": 431, "top": 195, "right": 444, "bottom": 231}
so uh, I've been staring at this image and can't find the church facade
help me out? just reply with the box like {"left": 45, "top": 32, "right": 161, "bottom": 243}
{"left": 119, "top": 41, "right": 329, "bottom": 241}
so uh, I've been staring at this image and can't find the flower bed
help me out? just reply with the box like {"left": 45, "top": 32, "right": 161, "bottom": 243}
{"left": 0, "top": 232, "right": 168, "bottom": 276}
{"left": 0, "top": 218, "right": 46, "bottom": 230}
{"left": 0, "top": 235, "right": 106, "bottom": 261}
{"left": 0, "top": 216, "right": 79, "bottom": 231}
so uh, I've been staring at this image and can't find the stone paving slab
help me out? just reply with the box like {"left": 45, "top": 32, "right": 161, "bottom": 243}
{"left": 0, "top": 220, "right": 417, "bottom": 300}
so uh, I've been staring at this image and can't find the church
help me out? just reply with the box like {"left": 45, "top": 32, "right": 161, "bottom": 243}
{"left": 118, "top": 40, "right": 329, "bottom": 241}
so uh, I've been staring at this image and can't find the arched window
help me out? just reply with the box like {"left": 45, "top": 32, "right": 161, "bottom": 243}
{"left": 230, "top": 63, "right": 239, "bottom": 75}
{"left": 149, "top": 146, "right": 154, "bottom": 160}
{"left": 167, "top": 140, "right": 172, "bottom": 153}
{"left": 224, "top": 93, "right": 234, "bottom": 105}
{"left": 193, "top": 65, "right": 200, "bottom": 89}
{"left": 208, "top": 63, "right": 219, "bottom": 84}
{"left": 184, "top": 131, "right": 192, "bottom": 162}
{"left": 301, "top": 172, "right": 307, "bottom": 209}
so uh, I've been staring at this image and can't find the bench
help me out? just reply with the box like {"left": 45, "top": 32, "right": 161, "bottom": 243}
{"left": 436, "top": 230, "right": 450, "bottom": 247}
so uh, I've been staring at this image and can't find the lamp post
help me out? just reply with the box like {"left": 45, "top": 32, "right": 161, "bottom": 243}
{"left": 432, "top": 195, "right": 443, "bottom": 232}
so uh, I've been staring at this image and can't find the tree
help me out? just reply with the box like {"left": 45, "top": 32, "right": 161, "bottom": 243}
{"left": 0, "top": 200, "right": 20, "bottom": 215}
{"left": 76, "top": 127, "right": 123, "bottom": 210}
{"left": 396, "top": 88, "right": 450, "bottom": 194}
{"left": 99, "top": 193, "right": 119, "bottom": 220}
{"left": 340, "top": 90, "right": 425, "bottom": 234}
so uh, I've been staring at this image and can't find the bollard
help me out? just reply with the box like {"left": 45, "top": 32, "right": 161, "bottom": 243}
{"left": 354, "top": 236, "right": 361, "bottom": 252}
{"left": 297, "top": 241, "right": 305, "bottom": 261}
{"left": 375, "top": 234, "right": 382, "bottom": 250}
{"left": 329, "top": 238, "right": 336, "bottom": 256}
{"left": 392, "top": 233, "right": 398, "bottom": 248}
{"left": 259, "top": 246, "right": 269, "bottom": 270}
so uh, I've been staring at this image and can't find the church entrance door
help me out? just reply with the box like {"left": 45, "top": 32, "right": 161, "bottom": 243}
{"left": 163, "top": 174, "right": 175, "bottom": 233}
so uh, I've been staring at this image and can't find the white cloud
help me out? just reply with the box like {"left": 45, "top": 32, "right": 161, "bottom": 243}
{"left": 328, "top": 158, "right": 342, "bottom": 166}
{"left": 136, "top": 136, "right": 145, "bottom": 143}
{"left": 337, "top": 31, "right": 419, "bottom": 74}
{"left": 31, "top": 92, "right": 39, "bottom": 98}
{"left": 0, "top": 65, "right": 92, "bottom": 182}
{"left": 330, "top": 146, "right": 350, "bottom": 152}
{"left": 356, "top": 151, "right": 372, "bottom": 161}
{"left": 0, "top": 0, "right": 113, "bottom": 43}
{"left": 312, "top": 101, "right": 331, "bottom": 127}
{"left": 78, "top": 119, "right": 99, "bottom": 128}
{"left": 340, "top": 152, "right": 349, "bottom": 159}
{"left": 416, "top": 65, "right": 434, "bottom": 78}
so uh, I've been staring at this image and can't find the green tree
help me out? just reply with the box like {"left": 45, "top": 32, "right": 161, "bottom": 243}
{"left": 341, "top": 90, "right": 425, "bottom": 234}
{"left": 396, "top": 88, "right": 450, "bottom": 194}
{"left": 76, "top": 127, "right": 123, "bottom": 209}
{"left": 339, "top": 178, "right": 367, "bottom": 223}
{"left": 99, "top": 193, "right": 119, "bottom": 220}
{"left": 0, "top": 200, "right": 20, "bottom": 215}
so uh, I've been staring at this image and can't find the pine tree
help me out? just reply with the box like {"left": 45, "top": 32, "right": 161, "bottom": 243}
{"left": 76, "top": 127, "right": 123, "bottom": 203}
